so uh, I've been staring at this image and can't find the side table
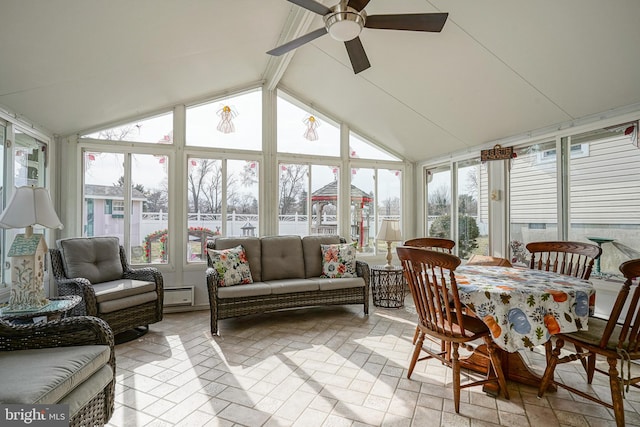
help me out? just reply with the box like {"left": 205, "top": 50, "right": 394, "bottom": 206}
{"left": 370, "top": 265, "right": 406, "bottom": 308}
{"left": 0, "top": 295, "right": 81, "bottom": 323}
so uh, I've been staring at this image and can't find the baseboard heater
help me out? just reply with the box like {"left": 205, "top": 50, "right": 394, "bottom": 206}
{"left": 164, "top": 286, "right": 194, "bottom": 307}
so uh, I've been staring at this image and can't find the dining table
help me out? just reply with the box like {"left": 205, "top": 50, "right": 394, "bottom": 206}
{"left": 452, "top": 265, "right": 595, "bottom": 392}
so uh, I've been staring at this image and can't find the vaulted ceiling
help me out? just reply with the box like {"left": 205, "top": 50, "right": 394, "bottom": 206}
{"left": 2, "top": 0, "right": 639, "bottom": 162}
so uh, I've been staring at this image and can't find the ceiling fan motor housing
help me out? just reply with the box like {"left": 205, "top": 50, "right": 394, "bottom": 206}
{"left": 324, "top": 4, "right": 366, "bottom": 41}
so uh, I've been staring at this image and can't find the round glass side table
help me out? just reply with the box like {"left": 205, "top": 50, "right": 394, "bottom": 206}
{"left": 370, "top": 265, "right": 406, "bottom": 308}
{"left": 0, "top": 295, "right": 81, "bottom": 323}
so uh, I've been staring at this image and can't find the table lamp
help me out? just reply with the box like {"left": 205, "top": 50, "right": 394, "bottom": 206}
{"left": 0, "top": 186, "right": 63, "bottom": 311}
{"left": 376, "top": 219, "right": 402, "bottom": 269}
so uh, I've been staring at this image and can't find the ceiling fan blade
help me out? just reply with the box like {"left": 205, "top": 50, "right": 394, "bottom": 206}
{"left": 267, "top": 27, "right": 328, "bottom": 56}
{"left": 347, "top": 0, "right": 371, "bottom": 12}
{"left": 365, "top": 13, "right": 448, "bottom": 32}
{"left": 288, "top": 0, "right": 332, "bottom": 16}
{"left": 344, "top": 37, "right": 371, "bottom": 74}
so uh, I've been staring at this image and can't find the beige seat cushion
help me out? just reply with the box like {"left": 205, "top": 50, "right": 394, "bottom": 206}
{"left": 315, "top": 277, "right": 366, "bottom": 291}
{"left": 264, "top": 279, "right": 320, "bottom": 294}
{"left": 98, "top": 291, "right": 158, "bottom": 314}
{"left": 93, "top": 279, "right": 156, "bottom": 303}
{"left": 60, "top": 364, "right": 113, "bottom": 417}
{"left": 0, "top": 345, "right": 110, "bottom": 406}
{"left": 217, "top": 282, "right": 272, "bottom": 299}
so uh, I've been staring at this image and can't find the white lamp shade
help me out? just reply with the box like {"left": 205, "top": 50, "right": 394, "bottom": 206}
{"left": 0, "top": 186, "right": 63, "bottom": 229}
{"left": 376, "top": 219, "right": 402, "bottom": 242}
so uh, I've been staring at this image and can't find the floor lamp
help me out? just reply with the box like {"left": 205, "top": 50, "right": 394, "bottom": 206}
{"left": 0, "top": 186, "right": 63, "bottom": 311}
{"left": 376, "top": 219, "right": 402, "bottom": 269}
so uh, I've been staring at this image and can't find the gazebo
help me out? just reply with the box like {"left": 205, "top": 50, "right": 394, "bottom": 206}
{"left": 310, "top": 180, "right": 373, "bottom": 247}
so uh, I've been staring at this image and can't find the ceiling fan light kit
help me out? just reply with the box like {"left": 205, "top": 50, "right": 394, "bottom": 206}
{"left": 268, "top": 0, "right": 448, "bottom": 74}
{"left": 324, "top": 5, "right": 365, "bottom": 41}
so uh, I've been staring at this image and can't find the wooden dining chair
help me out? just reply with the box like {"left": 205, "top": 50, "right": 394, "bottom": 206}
{"left": 466, "top": 254, "right": 513, "bottom": 267}
{"left": 537, "top": 258, "right": 640, "bottom": 427}
{"left": 404, "top": 237, "right": 456, "bottom": 346}
{"left": 404, "top": 237, "right": 455, "bottom": 253}
{"left": 526, "top": 241, "right": 601, "bottom": 280}
{"left": 397, "top": 246, "right": 510, "bottom": 412}
{"left": 527, "top": 240, "right": 602, "bottom": 380}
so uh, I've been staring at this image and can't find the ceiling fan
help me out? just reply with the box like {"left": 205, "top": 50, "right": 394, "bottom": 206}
{"left": 267, "top": 0, "right": 448, "bottom": 74}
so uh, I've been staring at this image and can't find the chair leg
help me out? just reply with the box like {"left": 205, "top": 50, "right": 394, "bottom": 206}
{"left": 408, "top": 332, "right": 425, "bottom": 379}
{"left": 452, "top": 343, "right": 461, "bottom": 413}
{"left": 544, "top": 340, "right": 553, "bottom": 363}
{"left": 412, "top": 325, "right": 420, "bottom": 345}
{"left": 484, "top": 339, "right": 510, "bottom": 401}
{"left": 573, "top": 343, "right": 596, "bottom": 383}
{"left": 607, "top": 357, "right": 625, "bottom": 427}
{"left": 586, "top": 354, "right": 596, "bottom": 384}
{"left": 538, "top": 339, "right": 564, "bottom": 397}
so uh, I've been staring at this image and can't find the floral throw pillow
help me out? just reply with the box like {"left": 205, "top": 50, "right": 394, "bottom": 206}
{"left": 207, "top": 245, "right": 253, "bottom": 287}
{"left": 320, "top": 244, "right": 357, "bottom": 278}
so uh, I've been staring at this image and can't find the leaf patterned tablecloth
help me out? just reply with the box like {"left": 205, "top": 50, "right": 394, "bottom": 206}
{"left": 455, "top": 266, "right": 595, "bottom": 352}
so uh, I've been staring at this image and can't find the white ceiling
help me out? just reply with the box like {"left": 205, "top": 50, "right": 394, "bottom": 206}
{"left": 2, "top": 0, "right": 640, "bottom": 162}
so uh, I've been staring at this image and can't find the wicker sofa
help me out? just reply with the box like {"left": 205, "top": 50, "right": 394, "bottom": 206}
{"left": 206, "top": 235, "right": 370, "bottom": 334}
{"left": 0, "top": 316, "right": 115, "bottom": 427}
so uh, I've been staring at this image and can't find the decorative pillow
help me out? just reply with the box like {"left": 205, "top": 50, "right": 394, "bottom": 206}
{"left": 320, "top": 244, "right": 357, "bottom": 278}
{"left": 207, "top": 245, "right": 253, "bottom": 287}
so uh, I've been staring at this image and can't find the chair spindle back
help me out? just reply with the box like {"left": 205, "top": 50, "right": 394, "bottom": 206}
{"left": 604, "top": 259, "right": 640, "bottom": 352}
{"left": 526, "top": 241, "right": 601, "bottom": 280}
{"left": 397, "top": 246, "right": 467, "bottom": 340}
{"left": 404, "top": 237, "right": 455, "bottom": 253}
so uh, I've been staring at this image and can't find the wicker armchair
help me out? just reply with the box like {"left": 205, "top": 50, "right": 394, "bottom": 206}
{"left": 50, "top": 236, "right": 164, "bottom": 336}
{"left": 0, "top": 316, "right": 115, "bottom": 427}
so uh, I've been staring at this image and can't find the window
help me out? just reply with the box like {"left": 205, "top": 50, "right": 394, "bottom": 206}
{"left": 186, "top": 89, "right": 262, "bottom": 150}
{"left": 539, "top": 143, "right": 588, "bottom": 163}
{"left": 351, "top": 167, "right": 401, "bottom": 254}
{"left": 82, "top": 112, "right": 174, "bottom": 144}
{"left": 568, "top": 127, "right": 640, "bottom": 276}
{"left": 277, "top": 92, "right": 340, "bottom": 157}
{"left": 0, "top": 124, "right": 5, "bottom": 287}
{"left": 187, "top": 157, "right": 260, "bottom": 261}
{"left": 14, "top": 131, "right": 45, "bottom": 187}
{"left": 112, "top": 201, "right": 125, "bottom": 218}
{"left": 457, "top": 159, "right": 489, "bottom": 258}
{"left": 350, "top": 132, "right": 399, "bottom": 161}
{"left": 509, "top": 141, "right": 558, "bottom": 265}
{"left": 83, "top": 151, "right": 170, "bottom": 265}
{"left": 426, "top": 167, "right": 452, "bottom": 239}
{"left": 0, "top": 124, "right": 50, "bottom": 290}
{"left": 278, "top": 163, "right": 340, "bottom": 237}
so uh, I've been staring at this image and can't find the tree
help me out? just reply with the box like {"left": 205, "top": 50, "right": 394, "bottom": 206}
{"left": 279, "top": 164, "right": 307, "bottom": 215}
{"left": 187, "top": 159, "right": 216, "bottom": 213}
{"left": 458, "top": 194, "right": 477, "bottom": 216}
{"left": 230, "top": 193, "right": 258, "bottom": 214}
{"left": 428, "top": 185, "right": 450, "bottom": 216}
{"left": 98, "top": 125, "right": 138, "bottom": 141}
{"left": 429, "top": 214, "right": 480, "bottom": 258}
{"left": 113, "top": 175, "right": 144, "bottom": 194}
{"left": 379, "top": 196, "right": 400, "bottom": 216}
{"left": 144, "top": 189, "right": 168, "bottom": 212}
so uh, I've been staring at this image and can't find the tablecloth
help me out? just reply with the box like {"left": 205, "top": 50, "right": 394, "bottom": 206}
{"left": 454, "top": 266, "right": 595, "bottom": 352}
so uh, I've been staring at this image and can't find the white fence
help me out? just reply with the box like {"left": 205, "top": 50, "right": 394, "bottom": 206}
{"left": 139, "top": 212, "right": 399, "bottom": 239}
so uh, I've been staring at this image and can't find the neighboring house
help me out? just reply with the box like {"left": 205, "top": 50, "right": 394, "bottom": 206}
{"left": 84, "top": 184, "right": 146, "bottom": 244}
{"left": 510, "top": 134, "right": 640, "bottom": 271}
